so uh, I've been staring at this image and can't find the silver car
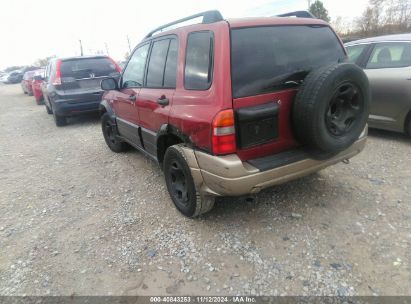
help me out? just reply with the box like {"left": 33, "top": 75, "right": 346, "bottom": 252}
{"left": 345, "top": 33, "right": 411, "bottom": 137}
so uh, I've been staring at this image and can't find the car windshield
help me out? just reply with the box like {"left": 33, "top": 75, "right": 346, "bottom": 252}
{"left": 60, "top": 57, "right": 119, "bottom": 79}
{"left": 231, "top": 25, "right": 346, "bottom": 98}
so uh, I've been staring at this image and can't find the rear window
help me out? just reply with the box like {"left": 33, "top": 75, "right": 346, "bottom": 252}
{"left": 23, "top": 71, "right": 35, "bottom": 80}
{"left": 60, "top": 58, "right": 119, "bottom": 79}
{"left": 231, "top": 25, "right": 345, "bottom": 98}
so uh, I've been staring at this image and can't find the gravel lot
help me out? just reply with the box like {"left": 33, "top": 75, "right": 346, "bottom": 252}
{"left": 0, "top": 83, "right": 410, "bottom": 296}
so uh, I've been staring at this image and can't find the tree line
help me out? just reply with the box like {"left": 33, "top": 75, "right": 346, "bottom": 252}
{"left": 310, "top": 0, "right": 411, "bottom": 40}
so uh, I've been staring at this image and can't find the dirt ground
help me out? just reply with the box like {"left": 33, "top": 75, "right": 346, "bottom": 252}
{"left": 0, "top": 83, "right": 410, "bottom": 296}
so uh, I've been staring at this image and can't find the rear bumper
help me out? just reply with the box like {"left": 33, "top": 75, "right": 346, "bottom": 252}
{"left": 181, "top": 132, "right": 367, "bottom": 197}
{"left": 52, "top": 100, "right": 101, "bottom": 116}
{"left": 50, "top": 90, "right": 103, "bottom": 116}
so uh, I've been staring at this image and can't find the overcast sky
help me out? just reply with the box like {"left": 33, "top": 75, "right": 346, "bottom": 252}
{"left": 0, "top": 0, "right": 368, "bottom": 70}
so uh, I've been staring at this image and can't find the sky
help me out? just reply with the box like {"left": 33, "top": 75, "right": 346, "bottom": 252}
{"left": 0, "top": 0, "right": 368, "bottom": 70}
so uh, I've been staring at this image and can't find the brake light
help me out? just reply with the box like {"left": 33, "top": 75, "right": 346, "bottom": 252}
{"left": 52, "top": 60, "right": 62, "bottom": 86}
{"left": 108, "top": 57, "right": 122, "bottom": 73}
{"left": 212, "top": 109, "right": 236, "bottom": 155}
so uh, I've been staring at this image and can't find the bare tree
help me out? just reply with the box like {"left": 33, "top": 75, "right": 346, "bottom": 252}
{"left": 34, "top": 56, "right": 56, "bottom": 67}
{"left": 354, "top": 0, "right": 411, "bottom": 37}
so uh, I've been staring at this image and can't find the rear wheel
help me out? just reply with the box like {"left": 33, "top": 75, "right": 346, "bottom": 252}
{"left": 406, "top": 115, "right": 411, "bottom": 138}
{"left": 164, "top": 144, "right": 215, "bottom": 218}
{"left": 53, "top": 111, "right": 66, "bottom": 127}
{"left": 45, "top": 104, "right": 52, "bottom": 114}
{"left": 35, "top": 96, "right": 43, "bottom": 105}
{"left": 101, "top": 113, "right": 128, "bottom": 152}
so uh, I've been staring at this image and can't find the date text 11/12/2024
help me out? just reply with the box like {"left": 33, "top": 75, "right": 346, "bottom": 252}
{"left": 149, "top": 296, "right": 257, "bottom": 303}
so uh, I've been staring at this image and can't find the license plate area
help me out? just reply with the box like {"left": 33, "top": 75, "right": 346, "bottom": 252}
{"left": 235, "top": 102, "right": 279, "bottom": 149}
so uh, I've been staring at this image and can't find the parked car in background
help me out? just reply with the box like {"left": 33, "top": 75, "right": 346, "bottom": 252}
{"left": 345, "top": 33, "right": 411, "bottom": 137}
{"left": 5, "top": 70, "right": 23, "bottom": 83}
{"left": 41, "top": 56, "right": 121, "bottom": 126}
{"left": 0, "top": 73, "right": 8, "bottom": 83}
{"left": 21, "top": 70, "right": 37, "bottom": 95}
{"left": 31, "top": 69, "right": 45, "bottom": 104}
{"left": 99, "top": 10, "right": 369, "bottom": 217}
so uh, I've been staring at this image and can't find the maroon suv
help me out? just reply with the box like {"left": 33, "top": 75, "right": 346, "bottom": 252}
{"left": 100, "top": 11, "right": 370, "bottom": 217}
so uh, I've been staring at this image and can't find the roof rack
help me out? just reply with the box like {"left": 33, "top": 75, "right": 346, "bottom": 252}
{"left": 145, "top": 10, "right": 224, "bottom": 38}
{"left": 276, "top": 10, "right": 316, "bottom": 18}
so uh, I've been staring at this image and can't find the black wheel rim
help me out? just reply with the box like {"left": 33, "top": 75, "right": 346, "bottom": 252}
{"left": 104, "top": 120, "right": 117, "bottom": 145}
{"left": 325, "top": 82, "right": 363, "bottom": 137}
{"left": 168, "top": 161, "right": 189, "bottom": 207}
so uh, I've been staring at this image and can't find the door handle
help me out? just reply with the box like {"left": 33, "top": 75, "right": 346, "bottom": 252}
{"left": 128, "top": 95, "right": 136, "bottom": 101}
{"left": 157, "top": 96, "right": 169, "bottom": 106}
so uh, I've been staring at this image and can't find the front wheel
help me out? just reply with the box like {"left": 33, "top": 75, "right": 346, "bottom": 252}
{"left": 164, "top": 144, "right": 215, "bottom": 218}
{"left": 101, "top": 113, "right": 128, "bottom": 152}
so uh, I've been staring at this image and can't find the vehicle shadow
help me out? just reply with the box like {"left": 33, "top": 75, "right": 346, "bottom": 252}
{"left": 367, "top": 128, "right": 410, "bottom": 144}
{"left": 201, "top": 171, "right": 331, "bottom": 221}
{"left": 65, "top": 113, "right": 101, "bottom": 126}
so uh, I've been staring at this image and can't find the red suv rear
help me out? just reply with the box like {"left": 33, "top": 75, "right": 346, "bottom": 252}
{"left": 100, "top": 11, "right": 370, "bottom": 217}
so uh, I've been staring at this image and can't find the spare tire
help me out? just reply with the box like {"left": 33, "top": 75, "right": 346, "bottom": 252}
{"left": 292, "top": 63, "right": 370, "bottom": 157}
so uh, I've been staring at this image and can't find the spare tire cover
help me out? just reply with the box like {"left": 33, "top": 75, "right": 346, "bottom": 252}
{"left": 292, "top": 63, "right": 370, "bottom": 156}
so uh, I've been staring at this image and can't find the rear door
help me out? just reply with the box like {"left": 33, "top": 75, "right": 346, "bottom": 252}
{"left": 137, "top": 36, "right": 178, "bottom": 157}
{"left": 60, "top": 57, "right": 120, "bottom": 103}
{"left": 112, "top": 43, "right": 150, "bottom": 147}
{"left": 363, "top": 42, "right": 411, "bottom": 129}
{"left": 230, "top": 25, "right": 346, "bottom": 160}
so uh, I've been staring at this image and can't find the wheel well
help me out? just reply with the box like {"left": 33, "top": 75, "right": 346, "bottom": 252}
{"left": 405, "top": 110, "right": 411, "bottom": 135}
{"left": 157, "top": 134, "right": 184, "bottom": 165}
{"left": 99, "top": 106, "right": 107, "bottom": 117}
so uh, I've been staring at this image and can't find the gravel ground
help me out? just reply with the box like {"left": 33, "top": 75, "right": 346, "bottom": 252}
{"left": 0, "top": 83, "right": 410, "bottom": 296}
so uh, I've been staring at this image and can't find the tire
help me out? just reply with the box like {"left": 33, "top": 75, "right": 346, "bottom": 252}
{"left": 101, "top": 113, "right": 128, "bottom": 153}
{"left": 406, "top": 115, "right": 411, "bottom": 138}
{"left": 46, "top": 104, "right": 52, "bottom": 114}
{"left": 35, "top": 96, "right": 43, "bottom": 105}
{"left": 53, "top": 111, "right": 66, "bottom": 127}
{"left": 292, "top": 63, "right": 370, "bottom": 157}
{"left": 163, "top": 144, "right": 215, "bottom": 218}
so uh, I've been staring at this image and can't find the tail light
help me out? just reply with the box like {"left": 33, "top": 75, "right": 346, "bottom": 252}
{"left": 108, "top": 57, "right": 122, "bottom": 73}
{"left": 52, "top": 60, "right": 62, "bottom": 86}
{"left": 212, "top": 109, "right": 237, "bottom": 155}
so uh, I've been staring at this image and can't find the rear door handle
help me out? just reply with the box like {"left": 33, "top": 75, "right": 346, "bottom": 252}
{"left": 157, "top": 96, "right": 169, "bottom": 106}
{"left": 128, "top": 95, "right": 136, "bottom": 101}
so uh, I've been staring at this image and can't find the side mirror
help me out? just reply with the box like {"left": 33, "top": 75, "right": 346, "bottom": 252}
{"left": 101, "top": 77, "right": 118, "bottom": 91}
{"left": 33, "top": 75, "right": 44, "bottom": 81}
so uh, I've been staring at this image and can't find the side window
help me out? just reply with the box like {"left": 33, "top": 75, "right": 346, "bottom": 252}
{"left": 45, "top": 63, "right": 51, "bottom": 81}
{"left": 366, "top": 42, "right": 411, "bottom": 69}
{"left": 184, "top": 31, "right": 213, "bottom": 90}
{"left": 49, "top": 61, "right": 56, "bottom": 79}
{"left": 164, "top": 39, "right": 178, "bottom": 88}
{"left": 122, "top": 44, "right": 149, "bottom": 88}
{"left": 346, "top": 44, "right": 367, "bottom": 63}
{"left": 146, "top": 39, "right": 170, "bottom": 87}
